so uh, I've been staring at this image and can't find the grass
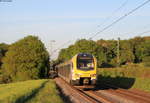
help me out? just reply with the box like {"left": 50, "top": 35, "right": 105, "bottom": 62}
{"left": 97, "top": 63, "right": 150, "bottom": 92}
{"left": 98, "top": 63, "right": 150, "bottom": 78}
{"left": 0, "top": 79, "right": 63, "bottom": 103}
{"left": 26, "top": 80, "right": 63, "bottom": 103}
{"left": 131, "top": 78, "right": 150, "bottom": 92}
{"left": 0, "top": 79, "right": 47, "bottom": 103}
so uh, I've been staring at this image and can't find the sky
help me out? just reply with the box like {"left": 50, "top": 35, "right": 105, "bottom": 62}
{"left": 0, "top": 0, "right": 150, "bottom": 59}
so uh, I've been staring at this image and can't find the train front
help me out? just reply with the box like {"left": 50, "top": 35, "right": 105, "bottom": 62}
{"left": 72, "top": 53, "right": 97, "bottom": 85}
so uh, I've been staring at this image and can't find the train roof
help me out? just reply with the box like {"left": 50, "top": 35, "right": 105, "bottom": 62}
{"left": 77, "top": 53, "right": 93, "bottom": 58}
{"left": 56, "top": 53, "right": 94, "bottom": 67}
{"left": 56, "top": 59, "right": 72, "bottom": 67}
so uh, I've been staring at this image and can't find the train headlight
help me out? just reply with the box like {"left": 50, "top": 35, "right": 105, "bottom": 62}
{"left": 90, "top": 74, "right": 96, "bottom": 77}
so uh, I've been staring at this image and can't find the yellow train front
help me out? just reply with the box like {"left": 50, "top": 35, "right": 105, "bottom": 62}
{"left": 56, "top": 53, "right": 97, "bottom": 85}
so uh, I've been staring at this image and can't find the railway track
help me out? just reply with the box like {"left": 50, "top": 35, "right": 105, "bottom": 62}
{"left": 96, "top": 83, "right": 150, "bottom": 103}
{"left": 55, "top": 78, "right": 150, "bottom": 103}
{"left": 55, "top": 78, "right": 113, "bottom": 103}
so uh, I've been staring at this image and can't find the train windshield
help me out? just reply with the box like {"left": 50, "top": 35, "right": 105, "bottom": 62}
{"left": 77, "top": 54, "right": 94, "bottom": 70}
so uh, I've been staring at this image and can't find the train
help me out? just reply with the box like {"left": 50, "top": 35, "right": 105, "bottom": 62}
{"left": 55, "top": 53, "right": 97, "bottom": 85}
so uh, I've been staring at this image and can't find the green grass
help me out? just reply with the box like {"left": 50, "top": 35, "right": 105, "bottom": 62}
{"left": 98, "top": 64, "right": 150, "bottom": 78}
{"left": 0, "top": 79, "right": 63, "bottom": 103}
{"left": 97, "top": 64, "right": 150, "bottom": 92}
{"left": 131, "top": 78, "right": 150, "bottom": 92}
{"left": 26, "top": 80, "right": 63, "bottom": 103}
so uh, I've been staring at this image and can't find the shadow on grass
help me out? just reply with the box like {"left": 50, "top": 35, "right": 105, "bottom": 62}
{"left": 15, "top": 80, "right": 48, "bottom": 103}
{"left": 96, "top": 75, "right": 135, "bottom": 90}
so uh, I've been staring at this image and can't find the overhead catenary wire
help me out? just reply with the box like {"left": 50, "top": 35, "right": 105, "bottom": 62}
{"left": 50, "top": 30, "right": 150, "bottom": 59}
{"left": 51, "top": 35, "right": 87, "bottom": 55}
{"left": 50, "top": 0, "right": 150, "bottom": 59}
{"left": 51, "top": 29, "right": 150, "bottom": 57}
{"left": 51, "top": 40, "right": 72, "bottom": 54}
{"left": 89, "top": 0, "right": 150, "bottom": 39}
{"left": 51, "top": 0, "right": 129, "bottom": 53}
{"left": 87, "top": 0, "right": 128, "bottom": 39}
{"left": 97, "top": 0, "right": 128, "bottom": 28}
{"left": 118, "top": 23, "right": 150, "bottom": 36}
{"left": 136, "top": 30, "right": 150, "bottom": 36}
{"left": 121, "top": 29, "right": 150, "bottom": 37}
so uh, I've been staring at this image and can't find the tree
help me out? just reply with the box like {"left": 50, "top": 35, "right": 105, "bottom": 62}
{"left": 57, "top": 36, "right": 150, "bottom": 68}
{"left": 58, "top": 39, "right": 98, "bottom": 62}
{"left": 119, "top": 40, "right": 135, "bottom": 64}
{"left": 97, "top": 40, "right": 117, "bottom": 67}
{"left": 94, "top": 45, "right": 106, "bottom": 67}
{"left": 74, "top": 39, "right": 97, "bottom": 55}
{"left": 136, "top": 40, "right": 150, "bottom": 66}
{"left": 58, "top": 48, "right": 70, "bottom": 62}
{"left": 0, "top": 43, "right": 9, "bottom": 69}
{"left": 130, "top": 37, "right": 145, "bottom": 63}
{"left": 1, "top": 36, "right": 49, "bottom": 82}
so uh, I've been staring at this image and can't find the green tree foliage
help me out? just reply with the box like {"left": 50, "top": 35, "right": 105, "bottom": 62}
{"left": 130, "top": 37, "right": 145, "bottom": 63}
{"left": 120, "top": 40, "right": 135, "bottom": 64}
{"left": 74, "top": 39, "right": 97, "bottom": 54}
{"left": 1, "top": 36, "right": 49, "bottom": 82}
{"left": 0, "top": 43, "right": 9, "bottom": 68}
{"left": 135, "top": 40, "right": 150, "bottom": 67}
{"left": 97, "top": 40, "right": 117, "bottom": 67}
{"left": 58, "top": 49, "right": 70, "bottom": 62}
{"left": 136, "top": 40, "right": 150, "bottom": 60}
{"left": 58, "top": 39, "right": 98, "bottom": 62}
{"left": 57, "top": 36, "right": 150, "bottom": 68}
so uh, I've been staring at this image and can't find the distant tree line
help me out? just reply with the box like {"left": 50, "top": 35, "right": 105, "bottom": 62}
{"left": 0, "top": 36, "right": 49, "bottom": 83}
{"left": 57, "top": 36, "right": 150, "bottom": 67}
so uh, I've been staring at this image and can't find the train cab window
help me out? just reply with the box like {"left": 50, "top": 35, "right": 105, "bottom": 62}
{"left": 77, "top": 53, "right": 94, "bottom": 70}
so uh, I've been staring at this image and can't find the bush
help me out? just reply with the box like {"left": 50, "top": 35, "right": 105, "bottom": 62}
{"left": 1, "top": 36, "right": 49, "bottom": 82}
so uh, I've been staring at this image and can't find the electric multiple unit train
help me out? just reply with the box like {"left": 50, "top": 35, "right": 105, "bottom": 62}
{"left": 56, "top": 53, "right": 97, "bottom": 85}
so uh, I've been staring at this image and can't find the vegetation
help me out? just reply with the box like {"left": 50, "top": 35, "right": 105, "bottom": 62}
{"left": 26, "top": 80, "right": 63, "bottom": 103}
{"left": 0, "top": 79, "right": 47, "bottom": 103}
{"left": 56, "top": 36, "right": 150, "bottom": 91}
{"left": 98, "top": 64, "right": 150, "bottom": 78}
{"left": 97, "top": 64, "right": 150, "bottom": 91}
{"left": 0, "top": 43, "right": 9, "bottom": 69}
{"left": 1, "top": 36, "right": 49, "bottom": 83}
{"left": 131, "top": 78, "right": 150, "bottom": 92}
{"left": 57, "top": 36, "right": 150, "bottom": 68}
{"left": 0, "top": 79, "right": 63, "bottom": 103}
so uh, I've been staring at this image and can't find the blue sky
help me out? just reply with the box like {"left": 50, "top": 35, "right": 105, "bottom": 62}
{"left": 0, "top": 0, "right": 150, "bottom": 59}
